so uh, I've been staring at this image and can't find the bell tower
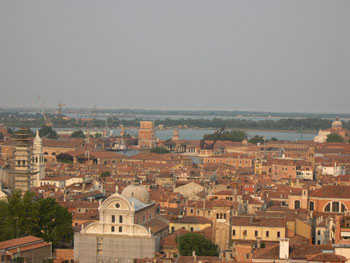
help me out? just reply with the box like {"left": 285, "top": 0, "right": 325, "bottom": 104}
{"left": 32, "top": 130, "right": 45, "bottom": 186}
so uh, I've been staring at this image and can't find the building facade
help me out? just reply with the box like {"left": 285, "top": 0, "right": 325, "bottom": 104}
{"left": 74, "top": 181, "right": 160, "bottom": 263}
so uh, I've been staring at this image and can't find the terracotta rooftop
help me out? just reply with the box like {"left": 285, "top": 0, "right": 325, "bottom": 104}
{"left": 310, "top": 185, "right": 350, "bottom": 199}
{"left": 307, "top": 253, "right": 346, "bottom": 262}
{"left": 142, "top": 217, "right": 169, "bottom": 235}
{"left": 169, "top": 216, "right": 212, "bottom": 225}
{"left": 254, "top": 244, "right": 333, "bottom": 260}
{"left": 160, "top": 227, "right": 189, "bottom": 248}
{"left": 59, "top": 200, "right": 99, "bottom": 209}
{"left": 72, "top": 190, "right": 103, "bottom": 200}
{"left": 43, "top": 138, "right": 84, "bottom": 148}
{"left": 0, "top": 236, "right": 45, "bottom": 250}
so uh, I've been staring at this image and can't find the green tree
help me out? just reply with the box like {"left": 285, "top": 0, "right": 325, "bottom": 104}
{"left": 100, "top": 171, "right": 111, "bottom": 178}
{"left": 0, "top": 132, "right": 4, "bottom": 141}
{"left": 248, "top": 135, "right": 265, "bottom": 145}
{"left": 177, "top": 233, "right": 218, "bottom": 256}
{"left": 95, "top": 133, "right": 102, "bottom": 138}
{"left": 33, "top": 198, "right": 72, "bottom": 247}
{"left": 270, "top": 137, "right": 278, "bottom": 141}
{"left": 7, "top": 127, "right": 14, "bottom": 134}
{"left": 326, "top": 134, "right": 344, "bottom": 143}
{"left": 150, "top": 147, "right": 170, "bottom": 154}
{"left": 70, "top": 130, "right": 85, "bottom": 138}
{"left": 0, "top": 191, "right": 72, "bottom": 248}
{"left": 39, "top": 126, "right": 58, "bottom": 139}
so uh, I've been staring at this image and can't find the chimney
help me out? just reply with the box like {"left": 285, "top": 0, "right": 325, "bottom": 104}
{"left": 256, "top": 237, "right": 262, "bottom": 248}
{"left": 192, "top": 250, "right": 197, "bottom": 262}
{"left": 279, "top": 238, "right": 289, "bottom": 259}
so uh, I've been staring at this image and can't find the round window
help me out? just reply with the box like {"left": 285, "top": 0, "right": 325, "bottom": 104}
{"left": 115, "top": 203, "right": 120, "bottom": 208}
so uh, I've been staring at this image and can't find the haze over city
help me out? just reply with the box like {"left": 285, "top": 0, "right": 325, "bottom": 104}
{"left": 0, "top": 0, "right": 349, "bottom": 113}
{"left": 2, "top": 1, "right": 350, "bottom": 262}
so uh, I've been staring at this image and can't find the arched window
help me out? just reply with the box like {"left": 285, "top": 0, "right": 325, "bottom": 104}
{"left": 111, "top": 215, "right": 115, "bottom": 223}
{"left": 323, "top": 202, "right": 347, "bottom": 213}
{"left": 342, "top": 203, "right": 347, "bottom": 212}
{"left": 111, "top": 226, "right": 115, "bottom": 232}
{"left": 119, "top": 226, "right": 122, "bottom": 233}
{"left": 119, "top": 215, "right": 123, "bottom": 223}
{"left": 332, "top": 202, "right": 340, "bottom": 213}
{"left": 216, "top": 213, "right": 219, "bottom": 219}
{"left": 224, "top": 213, "right": 227, "bottom": 219}
{"left": 324, "top": 203, "right": 331, "bottom": 212}
{"left": 294, "top": 200, "right": 301, "bottom": 209}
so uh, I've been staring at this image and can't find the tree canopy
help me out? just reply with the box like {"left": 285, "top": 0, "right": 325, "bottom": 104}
{"left": 95, "top": 133, "right": 102, "bottom": 138}
{"left": 248, "top": 135, "right": 265, "bottom": 145}
{"left": 203, "top": 130, "right": 247, "bottom": 142}
{"left": 177, "top": 233, "right": 218, "bottom": 256}
{"left": 39, "top": 125, "right": 58, "bottom": 139}
{"left": 0, "top": 132, "right": 4, "bottom": 141}
{"left": 0, "top": 191, "right": 72, "bottom": 247}
{"left": 326, "top": 133, "right": 344, "bottom": 143}
{"left": 71, "top": 130, "right": 85, "bottom": 138}
{"left": 100, "top": 171, "right": 111, "bottom": 178}
{"left": 150, "top": 147, "right": 170, "bottom": 154}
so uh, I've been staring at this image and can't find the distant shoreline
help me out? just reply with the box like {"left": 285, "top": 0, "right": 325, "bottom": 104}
{"left": 155, "top": 127, "right": 318, "bottom": 134}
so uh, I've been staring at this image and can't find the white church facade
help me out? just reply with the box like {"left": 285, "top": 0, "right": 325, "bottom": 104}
{"left": 74, "top": 180, "right": 161, "bottom": 262}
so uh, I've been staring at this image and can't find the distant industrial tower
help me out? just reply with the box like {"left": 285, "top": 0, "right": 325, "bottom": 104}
{"left": 138, "top": 121, "right": 156, "bottom": 149}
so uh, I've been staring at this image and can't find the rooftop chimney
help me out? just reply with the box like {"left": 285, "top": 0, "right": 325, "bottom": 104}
{"left": 279, "top": 238, "right": 289, "bottom": 259}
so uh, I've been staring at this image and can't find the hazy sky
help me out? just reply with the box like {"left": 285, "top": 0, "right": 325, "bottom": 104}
{"left": 0, "top": 0, "right": 349, "bottom": 113}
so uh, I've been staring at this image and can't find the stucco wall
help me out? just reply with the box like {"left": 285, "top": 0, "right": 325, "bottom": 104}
{"left": 74, "top": 233, "right": 159, "bottom": 263}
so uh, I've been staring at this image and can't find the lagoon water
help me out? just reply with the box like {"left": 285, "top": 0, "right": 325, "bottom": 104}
{"left": 110, "top": 128, "right": 317, "bottom": 141}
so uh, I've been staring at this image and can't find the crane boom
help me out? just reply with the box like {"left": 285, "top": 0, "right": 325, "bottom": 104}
{"left": 200, "top": 126, "right": 225, "bottom": 150}
{"left": 37, "top": 96, "right": 52, "bottom": 126}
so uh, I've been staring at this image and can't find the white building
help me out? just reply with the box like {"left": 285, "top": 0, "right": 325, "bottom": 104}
{"left": 74, "top": 180, "right": 162, "bottom": 263}
{"left": 31, "top": 130, "right": 45, "bottom": 187}
{"left": 321, "top": 163, "right": 346, "bottom": 177}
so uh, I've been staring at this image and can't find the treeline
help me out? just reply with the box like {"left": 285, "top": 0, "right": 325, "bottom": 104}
{"left": 154, "top": 117, "right": 350, "bottom": 131}
{"left": 203, "top": 130, "right": 276, "bottom": 144}
{"left": 1, "top": 111, "right": 350, "bottom": 131}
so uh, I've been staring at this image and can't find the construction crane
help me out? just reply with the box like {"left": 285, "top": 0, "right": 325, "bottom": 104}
{"left": 57, "top": 101, "right": 66, "bottom": 129}
{"left": 37, "top": 96, "right": 52, "bottom": 127}
{"left": 200, "top": 126, "right": 225, "bottom": 150}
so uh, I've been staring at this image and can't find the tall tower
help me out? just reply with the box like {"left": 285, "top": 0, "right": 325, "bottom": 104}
{"left": 138, "top": 121, "right": 156, "bottom": 149}
{"left": 32, "top": 130, "right": 45, "bottom": 187}
{"left": 172, "top": 129, "right": 180, "bottom": 141}
{"left": 10, "top": 128, "right": 34, "bottom": 192}
{"left": 211, "top": 201, "right": 233, "bottom": 253}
